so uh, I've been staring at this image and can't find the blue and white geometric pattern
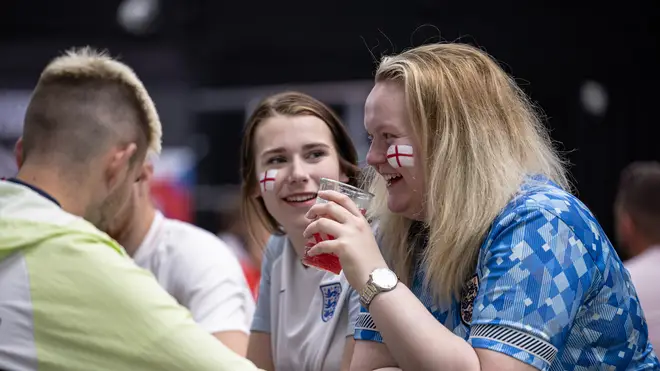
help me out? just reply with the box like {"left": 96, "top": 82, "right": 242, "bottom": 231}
{"left": 355, "top": 177, "right": 660, "bottom": 370}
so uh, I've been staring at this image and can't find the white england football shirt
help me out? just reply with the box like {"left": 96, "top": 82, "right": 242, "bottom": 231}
{"left": 134, "top": 211, "right": 255, "bottom": 335}
{"left": 251, "top": 235, "right": 360, "bottom": 371}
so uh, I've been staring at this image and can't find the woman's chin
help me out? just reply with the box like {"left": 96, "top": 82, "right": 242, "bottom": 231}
{"left": 387, "top": 195, "right": 409, "bottom": 215}
{"left": 387, "top": 195, "right": 424, "bottom": 220}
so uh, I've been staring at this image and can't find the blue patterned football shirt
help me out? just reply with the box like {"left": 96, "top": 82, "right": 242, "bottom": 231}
{"left": 355, "top": 177, "right": 659, "bottom": 370}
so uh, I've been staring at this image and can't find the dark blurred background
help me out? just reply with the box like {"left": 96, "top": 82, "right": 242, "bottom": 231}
{"left": 1, "top": 0, "right": 658, "bottom": 258}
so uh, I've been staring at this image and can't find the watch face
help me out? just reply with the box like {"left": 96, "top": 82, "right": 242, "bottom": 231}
{"left": 372, "top": 268, "right": 398, "bottom": 289}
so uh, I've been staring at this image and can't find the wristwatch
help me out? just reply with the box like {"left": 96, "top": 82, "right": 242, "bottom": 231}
{"left": 359, "top": 268, "right": 399, "bottom": 309}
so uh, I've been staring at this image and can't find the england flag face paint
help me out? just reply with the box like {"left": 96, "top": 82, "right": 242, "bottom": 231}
{"left": 386, "top": 145, "right": 414, "bottom": 168}
{"left": 259, "top": 169, "right": 278, "bottom": 192}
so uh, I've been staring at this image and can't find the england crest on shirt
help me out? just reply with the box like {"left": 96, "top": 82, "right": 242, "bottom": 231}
{"left": 460, "top": 274, "right": 479, "bottom": 326}
{"left": 320, "top": 282, "right": 342, "bottom": 322}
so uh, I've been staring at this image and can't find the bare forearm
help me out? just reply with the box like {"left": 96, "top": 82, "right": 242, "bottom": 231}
{"left": 247, "top": 332, "right": 274, "bottom": 371}
{"left": 367, "top": 284, "right": 480, "bottom": 371}
{"left": 341, "top": 337, "right": 356, "bottom": 371}
{"left": 213, "top": 331, "right": 249, "bottom": 356}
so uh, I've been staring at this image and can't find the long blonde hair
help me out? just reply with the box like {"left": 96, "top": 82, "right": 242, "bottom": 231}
{"left": 365, "top": 43, "right": 570, "bottom": 303}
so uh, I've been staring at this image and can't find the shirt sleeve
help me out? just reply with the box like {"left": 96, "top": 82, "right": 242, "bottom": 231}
{"left": 354, "top": 306, "right": 384, "bottom": 343}
{"left": 346, "top": 286, "right": 361, "bottom": 337}
{"left": 468, "top": 207, "right": 597, "bottom": 371}
{"left": 29, "top": 236, "right": 261, "bottom": 371}
{"left": 171, "top": 237, "right": 256, "bottom": 335}
{"left": 250, "top": 235, "right": 279, "bottom": 333}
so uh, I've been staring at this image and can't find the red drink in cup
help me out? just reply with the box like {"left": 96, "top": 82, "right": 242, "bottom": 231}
{"left": 303, "top": 178, "right": 374, "bottom": 274}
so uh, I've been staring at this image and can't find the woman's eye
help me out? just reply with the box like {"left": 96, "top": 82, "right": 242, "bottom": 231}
{"left": 307, "top": 150, "right": 327, "bottom": 159}
{"left": 266, "top": 156, "right": 286, "bottom": 165}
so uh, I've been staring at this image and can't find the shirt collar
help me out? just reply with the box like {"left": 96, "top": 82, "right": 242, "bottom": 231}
{"left": 2, "top": 177, "right": 61, "bottom": 207}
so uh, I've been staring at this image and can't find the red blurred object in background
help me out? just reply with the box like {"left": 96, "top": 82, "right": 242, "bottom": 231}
{"left": 150, "top": 179, "right": 193, "bottom": 223}
{"left": 241, "top": 260, "right": 261, "bottom": 299}
{"left": 149, "top": 148, "right": 195, "bottom": 223}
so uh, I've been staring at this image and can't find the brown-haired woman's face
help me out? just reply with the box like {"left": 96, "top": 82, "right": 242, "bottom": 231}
{"left": 254, "top": 114, "right": 349, "bottom": 233}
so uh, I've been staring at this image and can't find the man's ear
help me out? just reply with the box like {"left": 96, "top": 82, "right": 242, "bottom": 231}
{"left": 619, "top": 211, "right": 636, "bottom": 239}
{"left": 105, "top": 143, "right": 138, "bottom": 190}
{"left": 135, "top": 160, "right": 156, "bottom": 197}
{"left": 14, "top": 137, "right": 24, "bottom": 168}
{"left": 140, "top": 160, "right": 155, "bottom": 183}
{"left": 614, "top": 208, "right": 637, "bottom": 252}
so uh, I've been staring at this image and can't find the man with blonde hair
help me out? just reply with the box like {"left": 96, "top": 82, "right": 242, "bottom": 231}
{"left": 0, "top": 47, "right": 260, "bottom": 370}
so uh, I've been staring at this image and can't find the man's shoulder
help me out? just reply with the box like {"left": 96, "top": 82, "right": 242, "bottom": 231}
{"left": 162, "top": 217, "right": 233, "bottom": 252}
{"left": 625, "top": 248, "right": 660, "bottom": 280}
{"left": 158, "top": 216, "right": 244, "bottom": 271}
{"left": 0, "top": 181, "right": 121, "bottom": 247}
{"left": 0, "top": 216, "right": 126, "bottom": 262}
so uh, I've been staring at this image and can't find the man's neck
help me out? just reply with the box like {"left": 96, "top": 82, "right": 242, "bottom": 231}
{"left": 636, "top": 242, "right": 660, "bottom": 257}
{"left": 118, "top": 206, "right": 157, "bottom": 257}
{"left": 625, "top": 234, "right": 660, "bottom": 260}
{"left": 15, "top": 164, "right": 91, "bottom": 217}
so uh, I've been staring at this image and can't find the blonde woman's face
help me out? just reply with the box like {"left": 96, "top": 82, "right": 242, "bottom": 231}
{"left": 365, "top": 81, "right": 425, "bottom": 220}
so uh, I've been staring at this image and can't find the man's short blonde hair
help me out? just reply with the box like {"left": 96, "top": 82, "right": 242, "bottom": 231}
{"left": 22, "top": 46, "right": 162, "bottom": 163}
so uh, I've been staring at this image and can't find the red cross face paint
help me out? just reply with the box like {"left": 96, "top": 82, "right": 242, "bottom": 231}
{"left": 259, "top": 169, "right": 278, "bottom": 193}
{"left": 386, "top": 144, "right": 414, "bottom": 168}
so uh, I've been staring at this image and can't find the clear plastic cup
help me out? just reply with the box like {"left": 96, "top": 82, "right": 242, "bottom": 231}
{"left": 302, "top": 178, "right": 374, "bottom": 274}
